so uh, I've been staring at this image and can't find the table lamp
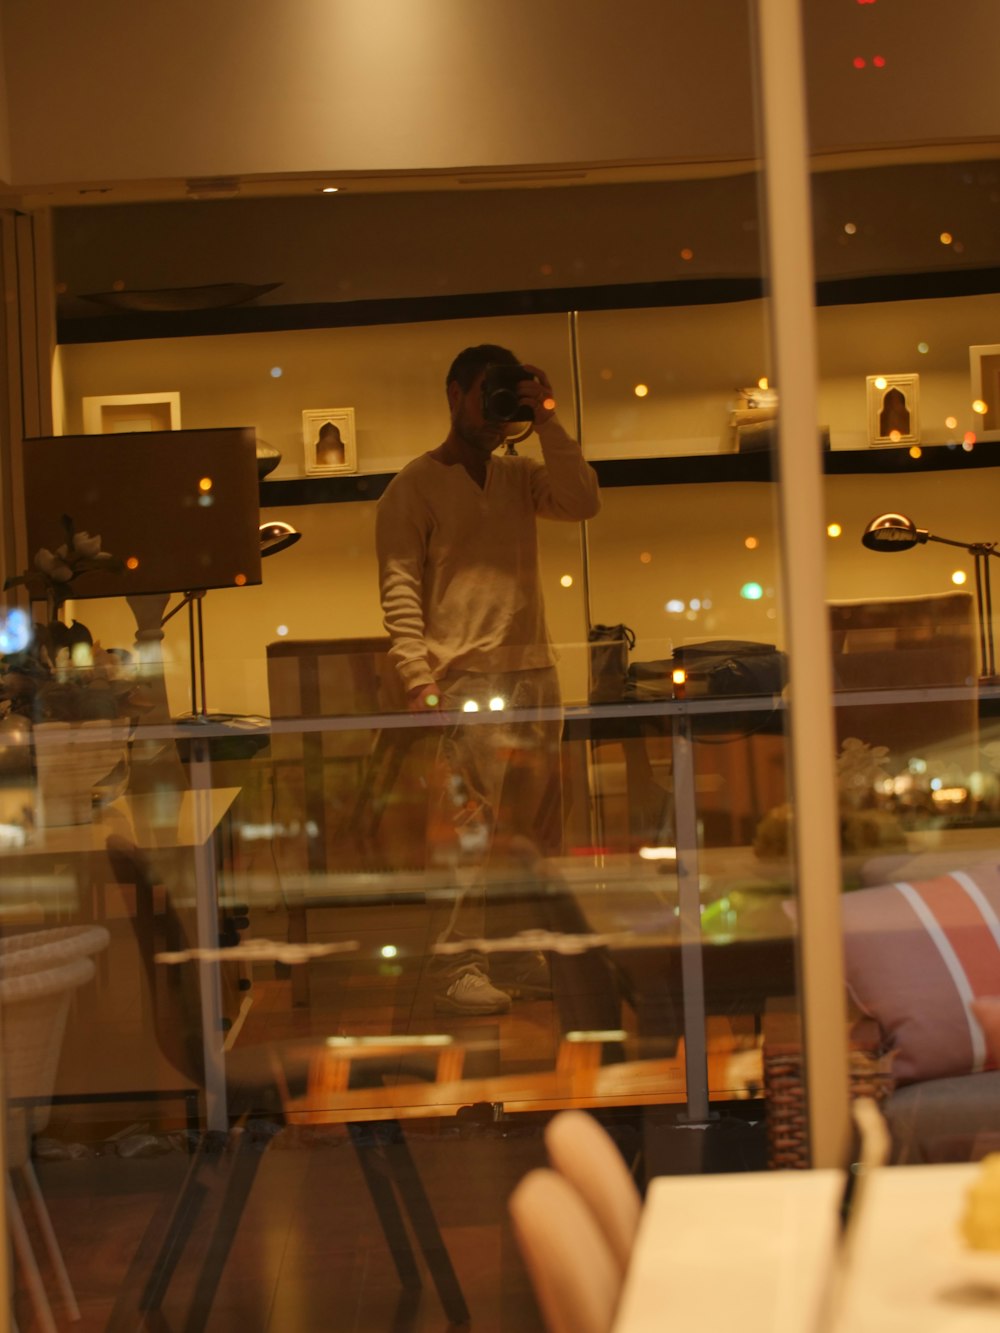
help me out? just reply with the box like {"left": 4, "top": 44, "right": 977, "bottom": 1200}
{"left": 158, "top": 522, "right": 302, "bottom": 717}
{"left": 861, "top": 512, "right": 999, "bottom": 681}
{"left": 259, "top": 520, "right": 301, "bottom": 557}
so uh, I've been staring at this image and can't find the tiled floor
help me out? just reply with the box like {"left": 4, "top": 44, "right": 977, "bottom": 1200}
{"left": 9, "top": 900, "right": 608, "bottom": 1332}
{"left": 21, "top": 1119, "right": 551, "bottom": 1331}
{"left": 9, "top": 844, "right": 766, "bottom": 1331}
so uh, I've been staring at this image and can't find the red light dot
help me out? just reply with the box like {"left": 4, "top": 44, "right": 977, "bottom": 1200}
{"left": 873, "top": 55, "right": 886, "bottom": 68}
{"left": 853, "top": 56, "right": 866, "bottom": 69}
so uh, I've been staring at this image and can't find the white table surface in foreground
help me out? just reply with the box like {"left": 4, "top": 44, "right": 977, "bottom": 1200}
{"left": 834, "top": 1164, "right": 1000, "bottom": 1332}
{"left": 613, "top": 1168, "right": 845, "bottom": 1333}
{"left": 0, "top": 784, "right": 240, "bottom": 1131}
{"left": 0, "top": 785, "right": 240, "bottom": 856}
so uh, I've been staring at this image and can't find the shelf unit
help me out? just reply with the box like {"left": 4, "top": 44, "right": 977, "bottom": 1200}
{"left": 57, "top": 263, "right": 1000, "bottom": 507}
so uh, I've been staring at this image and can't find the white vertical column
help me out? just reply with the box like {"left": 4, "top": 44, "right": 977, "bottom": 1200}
{"left": 190, "top": 737, "right": 228, "bottom": 1132}
{"left": 0, "top": 205, "right": 56, "bottom": 1333}
{"left": 754, "top": 0, "right": 851, "bottom": 1168}
{"left": 672, "top": 713, "right": 710, "bottom": 1123}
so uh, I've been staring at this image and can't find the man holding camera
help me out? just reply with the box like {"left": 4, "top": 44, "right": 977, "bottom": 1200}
{"left": 375, "top": 343, "right": 600, "bottom": 1014}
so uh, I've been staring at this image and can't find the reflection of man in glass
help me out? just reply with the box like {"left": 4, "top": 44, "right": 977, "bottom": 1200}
{"left": 376, "top": 344, "right": 601, "bottom": 1014}
{"left": 315, "top": 421, "right": 346, "bottom": 466}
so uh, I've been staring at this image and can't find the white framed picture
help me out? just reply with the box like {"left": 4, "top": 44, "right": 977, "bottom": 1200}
{"left": 82, "top": 391, "right": 181, "bottom": 434}
{"left": 969, "top": 345, "right": 1000, "bottom": 442}
{"left": 303, "top": 407, "right": 357, "bottom": 475}
{"left": 866, "top": 374, "right": 920, "bottom": 447}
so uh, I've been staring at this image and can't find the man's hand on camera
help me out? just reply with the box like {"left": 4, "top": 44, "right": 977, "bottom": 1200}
{"left": 519, "top": 363, "right": 556, "bottom": 426}
{"left": 408, "top": 682, "right": 442, "bottom": 711}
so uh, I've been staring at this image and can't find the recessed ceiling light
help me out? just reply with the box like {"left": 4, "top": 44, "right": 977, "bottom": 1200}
{"left": 321, "top": 186, "right": 340, "bottom": 194}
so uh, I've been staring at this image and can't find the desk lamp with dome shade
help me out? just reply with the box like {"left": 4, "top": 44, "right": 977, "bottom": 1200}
{"left": 154, "top": 519, "right": 302, "bottom": 719}
{"left": 862, "top": 512, "right": 1000, "bottom": 683}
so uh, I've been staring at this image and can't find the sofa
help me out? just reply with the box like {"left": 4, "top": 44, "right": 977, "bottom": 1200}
{"left": 840, "top": 853, "right": 1000, "bottom": 1163}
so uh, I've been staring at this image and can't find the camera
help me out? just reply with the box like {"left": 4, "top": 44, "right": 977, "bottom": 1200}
{"left": 481, "top": 363, "right": 534, "bottom": 423}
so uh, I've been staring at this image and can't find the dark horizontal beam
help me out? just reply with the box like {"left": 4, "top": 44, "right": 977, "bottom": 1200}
{"left": 59, "top": 266, "right": 1000, "bottom": 344}
{"left": 260, "top": 439, "right": 1000, "bottom": 507}
{"left": 58, "top": 278, "right": 763, "bottom": 343}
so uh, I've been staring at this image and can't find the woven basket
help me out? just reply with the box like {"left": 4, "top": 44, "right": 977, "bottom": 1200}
{"left": 763, "top": 1042, "right": 897, "bottom": 1170}
{"left": 0, "top": 925, "right": 110, "bottom": 975}
{"left": 0, "top": 928, "right": 108, "bottom": 1155}
{"left": 0, "top": 956, "right": 96, "bottom": 1098}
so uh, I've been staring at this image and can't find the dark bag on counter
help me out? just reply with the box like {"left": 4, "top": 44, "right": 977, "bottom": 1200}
{"left": 673, "top": 640, "right": 788, "bottom": 696}
{"left": 623, "top": 657, "right": 674, "bottom": 702}
{"left": 588, "top": 623, "right": 636, "bottom": 703}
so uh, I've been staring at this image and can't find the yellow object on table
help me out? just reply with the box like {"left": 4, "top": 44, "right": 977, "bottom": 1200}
{"left": 962, "top": 1153, "right": 1000, "bottom": 1251}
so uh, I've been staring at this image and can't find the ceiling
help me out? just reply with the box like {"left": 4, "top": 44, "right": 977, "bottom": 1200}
{"left": 2, "top": 0, "right": 1000, "bottom": 209}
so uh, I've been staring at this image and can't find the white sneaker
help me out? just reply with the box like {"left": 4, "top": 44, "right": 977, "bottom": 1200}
{"left": 492, "top": 951, "right": 552, "bottom": 1000}
{"left": 434, "top": 966, "right": 512, "bottom": 1016}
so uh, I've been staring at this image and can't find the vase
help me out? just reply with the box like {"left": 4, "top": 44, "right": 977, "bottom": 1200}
{"left": 33, "top": 720, "right": 130, "bottom": 827}
{"left": 44, "top": 617, "right": 93, "bottom": 658}
{"left": 256, "top": 440, "right": 282, "bottom": 478}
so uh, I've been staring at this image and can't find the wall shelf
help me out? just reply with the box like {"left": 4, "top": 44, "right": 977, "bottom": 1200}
{"left": 58, "top": 266, "right": 1000, "bottom": 345}
{"left": 259, "top": 439, "right": 1000, "bottom": 508}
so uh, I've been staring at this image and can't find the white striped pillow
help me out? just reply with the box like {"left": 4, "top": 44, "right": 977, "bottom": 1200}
{"left": 842, "top": 864, "right": 1000, "bottom": 1084}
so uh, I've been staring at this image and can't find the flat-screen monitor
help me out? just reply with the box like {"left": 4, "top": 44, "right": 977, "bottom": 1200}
{"left": 22, "top": 427, "right": 262, "bottom": 598}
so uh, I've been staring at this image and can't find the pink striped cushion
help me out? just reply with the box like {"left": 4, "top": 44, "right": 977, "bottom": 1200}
{"left": 842, "top": 864, "right": 1000, "bottom": 1084}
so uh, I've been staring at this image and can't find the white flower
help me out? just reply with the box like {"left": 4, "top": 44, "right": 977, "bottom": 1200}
{"left": 837, "top": 737, "right": 891, "bottom": 806}
{"left": 71, "top": 531, "right": 102, "bottom": 558}
{"left": 34, "top": 548, "right": 74, "bottom": 582}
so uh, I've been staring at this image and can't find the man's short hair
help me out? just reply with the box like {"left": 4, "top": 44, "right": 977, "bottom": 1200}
{"left": 446, "top": 344, "right": 520, "bottom": 395}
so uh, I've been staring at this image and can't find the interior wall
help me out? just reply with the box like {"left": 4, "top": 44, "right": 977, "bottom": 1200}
{"left": 54, "top": 285, "right": 1000, "bottom": 716}
{"left": 57, "top": 313, "right": 574, "bottom": 475}
{"left": 48, "top": 155, "right": 1000, "bottom": 318}
{"left": 51, "top": 181, "right": 764, "bottom": 311}
{"left": 65, "top": 466, "right": 1000, "bottom": 722}
{"left": 57, "top": 291, "right": 1000, "bottom": 477}
{"left": 67, "top": 454, "right": 1000, "bottom": 721}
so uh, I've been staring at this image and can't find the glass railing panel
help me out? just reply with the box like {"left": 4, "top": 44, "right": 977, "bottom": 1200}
{"left": 806, "top": 16, "right": 1000, "bottom": 1176}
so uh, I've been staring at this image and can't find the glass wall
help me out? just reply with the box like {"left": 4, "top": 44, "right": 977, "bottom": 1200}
{"left": 6, "top": 306, "right": 815, "bottom": 1331}
{"left": 12, "top": 2, "right": 1000, "bottom": 1328}
{"left": 9, "top": 218, "right": 1000, "bottom": 1327}
{"left": 804, "top": 49, "right": 1000, "bottom": 1174}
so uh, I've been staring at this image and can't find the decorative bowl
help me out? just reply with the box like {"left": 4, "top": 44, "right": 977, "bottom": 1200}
{"left": 80, "top": 282, "right": 282, "bottom": 312}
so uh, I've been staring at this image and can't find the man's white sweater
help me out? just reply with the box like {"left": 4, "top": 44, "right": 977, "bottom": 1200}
{"left": 375, "top": 417, "right": 600, "bottom": 693}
